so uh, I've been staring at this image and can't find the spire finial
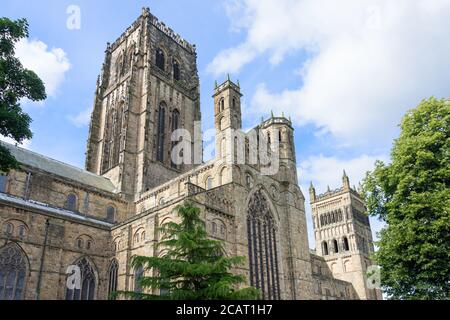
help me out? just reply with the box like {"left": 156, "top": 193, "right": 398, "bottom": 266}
{"left": 237, "top": 79, "right": 240, "bottom": 87}
{"left": 282, "top": 111, "right": 285, "bottom": 118}
{"left": 271, "top": 110, "right": 274, "bottom": 118}
{"left": 343, "top": 169, "right": 347, "bottom": 177}
{"left": 310, "top": 181, "right": 314, "bottom": 189}
{"left": 214, "top": 80, "right": 218, "bottom": 89}
{"left": 227, "top": 73, "right": 230, "bottom": 81}
{"left": 327, "top": 185, "right": 331, "bottom": 192}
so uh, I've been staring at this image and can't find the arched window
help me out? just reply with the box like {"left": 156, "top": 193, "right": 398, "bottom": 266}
{"left": 173, "top": 60, "right": 180, "bottom": 81}
{"left": 3, "top": 223, "right": 13, "bottom": 236}
{"left": 141, "top": 231, "right": 146, "bottom": 242}
{"left": 134, "top": 266, "right": 144, "bottom": 294}
{"left": 157, "top": 102, "right": 166, "bottom": 162}
{"left": 86, "top": 241, "right": 92, "bottom": 250}
{"left": 278, "top": 130, "right": 282, "bottom": 142}
{"left": 106, "top": 206, "right": 116, "bottom": 223}
{"left": 77, "top": 238, "right": 83, "bottom": 249}
{"left": 156, "top": 48, "right": 165, "bottom": 71}
{"left": 333, "top": 239, "right": 339, "bottom": 253}
{"left": 65, "top": 258, "right": 96, "bottom": 300}
{"left": 134, "top": 233, "right": 140, "bottom": 244}
{"left": 343, "top": 237, "right": 350, "bottom": 251}
{"left": 17, "top": 225, "right": 26, "bottom": 238}
{"left": 65, "top": 194, "right": 77, "bottom": 212}
{"left": 0, "top": 244, "right": 28, "bottom": 300}
{"left": 246, "top": 174, "right": 253, "bottom": 189}
{"left": 322, "top": 241, "right": 329, "bottom": 255}
{"left": 247, "top": 189, "right": 280, "bottom": 300}
{"left": 206, "top": 177, "right": 213, "bottom": 190}
{"left": 172, "top": 110, "right": 180, "bottom": 134}
{"left": 219, "top": 98, "right": 225, "bottom": 112}
{"left": 107, "top": 260, "right": 119, "bottom": 299}
{"left": 232, "top": 97, "right": 236, "bottom": 109}
{"left": 211, "top": 222, "right": 217, "bottom": 235}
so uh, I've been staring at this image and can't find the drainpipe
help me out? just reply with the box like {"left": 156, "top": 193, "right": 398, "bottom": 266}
{"left": 35, "top": 219, "right": 50, "bottom": 300}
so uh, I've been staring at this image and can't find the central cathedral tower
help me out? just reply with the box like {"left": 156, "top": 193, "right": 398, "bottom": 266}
{"left": 85, "top": 8, "right": 201, "bottom": 199}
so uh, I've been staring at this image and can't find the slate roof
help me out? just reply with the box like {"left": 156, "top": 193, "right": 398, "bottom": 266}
{"left": 1, "top": 141, "right": 116, "bottom": 193}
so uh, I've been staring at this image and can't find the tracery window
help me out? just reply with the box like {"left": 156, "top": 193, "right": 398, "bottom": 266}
{"left": 0, "top": 244, "right": 28, "bottom": 300}
{"left": 247, "top": 189, "right": 280, "bottom": 300}
{"left": 65, "top": 258, "right": 96, "bottom": 300}
{"left": 134, "top": 266, "right": 144, "bottom": 294}
{"left": 107, "top": 259, "right": 119, "bottom": 299}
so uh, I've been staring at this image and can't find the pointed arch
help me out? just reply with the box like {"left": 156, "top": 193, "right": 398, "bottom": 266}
{"left": 246, "top": 188, "right": 281, "bottom": 300}
{"left": 0, "top": 243, "right": 30, "bottom": 300}
{"left": 107, "top": 259, "right": 119, "bottom": 299}
{"left": 65, "top": 257, "right": 97, "bottom": 300}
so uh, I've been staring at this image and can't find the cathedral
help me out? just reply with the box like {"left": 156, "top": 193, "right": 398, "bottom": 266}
{"left": 0, "top": 8, "right": 381, "bottom": 300}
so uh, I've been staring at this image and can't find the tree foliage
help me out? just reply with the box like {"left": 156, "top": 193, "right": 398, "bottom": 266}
{"left": 0, "top": 17, "right": 46, "bottom": 172}
{"left": 117, "top": 202, "right": 259, "bottom": 300}
{"left": 362, "top": 97, "right": 450, "bottom": 299}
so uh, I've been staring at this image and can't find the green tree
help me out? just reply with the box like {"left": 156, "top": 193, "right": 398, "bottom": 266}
{"left": 117, "top": 202, "right": 259, "bottom": 300}
{"left": 362, "top": 97, "right": 450, "bottom": 300}
{"left": 0, "top": 18, "right": 46, "bottom": 172}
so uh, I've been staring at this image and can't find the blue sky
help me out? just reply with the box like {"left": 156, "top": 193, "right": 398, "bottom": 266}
{"left": 2, "top": 0, "right": 450, "bottom": 248}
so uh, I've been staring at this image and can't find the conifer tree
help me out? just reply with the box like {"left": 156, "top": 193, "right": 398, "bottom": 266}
{"left": 117, "top": 202, "right": 259, "bottom": 300}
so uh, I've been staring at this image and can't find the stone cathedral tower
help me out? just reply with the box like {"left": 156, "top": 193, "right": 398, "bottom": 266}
{"left": 310, "top": 172, "right": 382, "bottom": 300}
{"left": 85, "top": 7, "right": 201, "bottom": 198}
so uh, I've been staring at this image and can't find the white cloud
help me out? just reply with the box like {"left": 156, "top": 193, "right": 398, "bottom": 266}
{"left": 211, "top": 0, "right": 450, "bottom": 145}
{"left": 298, "top": 153, "right": 389, "bottom": 248}
{"left": 0, "top": 136, "right": 32, "bottom": 149}
{"left": 15, "top": 38, "right": 71, "bottom": 98}
{"left": 69, "top": 106, "right": 92, "bottom": 127}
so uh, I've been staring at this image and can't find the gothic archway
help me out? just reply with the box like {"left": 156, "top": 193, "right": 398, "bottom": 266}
{"left": 246, "top": 189, "right": 281, "bottom": 300}
{"left": 0, "top": 243, "right": 29, "bottom": 300}
{"left": 65, "top": 257, "right": 97, "bottom": 300}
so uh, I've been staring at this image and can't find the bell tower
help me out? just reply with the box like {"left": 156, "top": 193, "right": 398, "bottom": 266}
{"left": 310, "top": 172, "right": 382, "bottom": 300}
{"left": 85, "top": 7, "right": 201, "bottom": 198}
